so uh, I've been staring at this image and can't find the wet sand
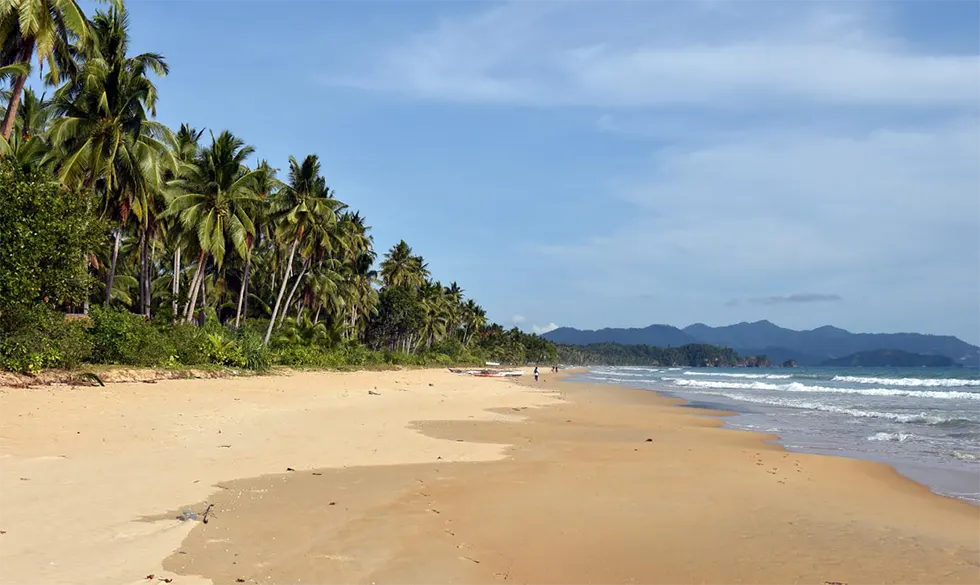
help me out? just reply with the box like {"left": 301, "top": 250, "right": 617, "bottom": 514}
{"left": 1, "top": 369, "right": 978, "bottom": 584}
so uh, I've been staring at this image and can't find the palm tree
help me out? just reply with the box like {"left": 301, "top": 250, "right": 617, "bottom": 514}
{"left": 163, "top": 123, "right": 204, "bottom": 321}
{"left": 264, "top": 154, "right": 340, "bottom": 344}
{"left": 461, "top": 299, "right": 486, "bottom": 346}
{"left": 234, "top": 159, "right": 279, "bottom": 328}
{"left": 0, "top": 0, "right": 93, "bottom": 140}
{"left": 380, "top": 240, "right": 427, "bottom": 288}
{"left": 48, "top": 4, "right": 173, "bottom": 303}
{"left": 166, "top": 130, "right": 258, "bottom": 323}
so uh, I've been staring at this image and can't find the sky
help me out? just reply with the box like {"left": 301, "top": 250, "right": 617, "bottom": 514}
{"left": 69, "top": 0, "right": 980, "bottom": 344}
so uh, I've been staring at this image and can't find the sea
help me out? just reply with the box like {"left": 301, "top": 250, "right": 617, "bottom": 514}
{"left": 572, "top": 366, "right": 980, "bottom": 503}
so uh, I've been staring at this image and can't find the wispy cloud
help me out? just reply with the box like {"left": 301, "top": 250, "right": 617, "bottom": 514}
{"left": 728, "top": 293, "right": 844, "bottom": 307}
{"left": 512, "top": 314, "right": 526, "bottom": 324}
{"left": 315, "top": 0, "right": 980, "bottom": 343}
{"left": 323, "top": 2, "right": 979, "bottom": 109}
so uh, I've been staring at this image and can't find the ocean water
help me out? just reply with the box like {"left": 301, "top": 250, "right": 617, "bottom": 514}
{"left": 573, "top": 366, "right": 980, "bottom": 503}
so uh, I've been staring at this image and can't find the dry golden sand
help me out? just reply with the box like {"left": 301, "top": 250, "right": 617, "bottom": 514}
{"left": 1, "top": 368, "right": 978, "bottom": 585}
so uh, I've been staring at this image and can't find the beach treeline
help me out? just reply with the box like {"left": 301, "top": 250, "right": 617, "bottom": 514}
{"left": 0, "top": 0, "right": 555, "bottom": 373}
{"left": 556, "top": 343, "right": 755, "bottom": 367}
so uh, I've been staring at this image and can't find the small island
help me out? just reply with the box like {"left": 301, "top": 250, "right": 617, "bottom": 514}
{"left": 820, "top": 349, "right": 956, "bottom": 368}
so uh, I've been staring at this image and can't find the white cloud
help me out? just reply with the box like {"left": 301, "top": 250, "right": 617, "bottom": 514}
{"left": 531, "top": 119, "right": 980, "bottom": 341}
{"left": 323, "top": 2, "right": 979, "bottom": 109}
{"left": 316, "top": 1, "right": 980, "bottom": 343}
{"left": 532, "top": 323, "right": 560, "bottom": 335}
{"left": 511, "top": 314, "right": 526, "bottom": 324}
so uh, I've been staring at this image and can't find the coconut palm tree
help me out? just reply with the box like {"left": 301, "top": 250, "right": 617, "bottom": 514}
{"left": 166, "top": 130, "right": 258, "bottom": 323}
{"left": 234, "top": 159, "right": 280, "bottom": 328}
{"left": 461, "top": 299, "right": 486, "bottom": 346}
{"left": 47, "top": 4, "right": 173, "bottom": 303}
{"left": 0, "top": 0, "right": 95, "bottom": 140}
{"left": 264, "top": 154, "right": 340, "bottom": 344}
{"left": 380, "top": 240, "right": 427, "bottom": 289}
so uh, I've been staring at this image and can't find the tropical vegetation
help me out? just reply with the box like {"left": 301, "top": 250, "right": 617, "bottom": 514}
{"left": 0, "top": 0, "right": 555, "bottom": 373}
{"left": 555, "top": 343, "right": 764, "bottom": 367}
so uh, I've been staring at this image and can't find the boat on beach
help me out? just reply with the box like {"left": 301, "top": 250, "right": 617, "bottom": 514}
{"left": 448, "top": 367, "right": 524, "bottom": 377}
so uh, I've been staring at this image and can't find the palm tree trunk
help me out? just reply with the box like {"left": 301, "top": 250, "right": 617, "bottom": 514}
{"left": 313, "top": 305, "right": 321, "bottom": 324}
{"left": 198, "top": 275, "right": 207, "bottom": 326}
{"left": 280, "top": 260, "right": 308, "bottom": 328}
{"left": 105, "top": 220, "right": 123, "bottom": 304}
{"left": 265, "top": 238, "right": 299, "bottom": 344}
{"left": 234, "top": 249, "right": 251, "bottom": 328}
{"left": 140, "top": 229, "right": 150, "bottom": 317}
{"left": 172, "top": 247, "right": 181, "bottom": 324}
{"left": 183, "top": 250, "right": 207, "bottom": 323}
{"left": 0, "top": 39, "right": 33, "bottom": 141}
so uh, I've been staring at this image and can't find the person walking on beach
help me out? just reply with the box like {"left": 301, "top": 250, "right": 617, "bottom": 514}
{"left": 533, "top": 366, "right": 539, "bottom": 382}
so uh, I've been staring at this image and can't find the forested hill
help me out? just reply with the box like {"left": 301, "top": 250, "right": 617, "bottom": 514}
{"left": 545, "top": 321, "right": 980, "bottom": 367}
{"left": 556, "top": 343, "right": 770, "bottom": 367}
{"left": 820, "top": 350, "right": 956, "bottom": 368}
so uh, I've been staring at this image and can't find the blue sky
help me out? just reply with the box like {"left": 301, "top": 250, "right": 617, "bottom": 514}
{"left": 72, "top": 1, "right": 980, "bottom": 343}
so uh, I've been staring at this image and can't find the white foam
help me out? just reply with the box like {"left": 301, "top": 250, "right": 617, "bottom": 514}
{"left": 683, "top": 371, "right": 792, "bottom": 380}
{"left": 666, "top": 378, "right": 980, "bottom": 400}
{"left": 867, "top": 432, "right": 916, "bottom": 442}
{"left": 693, "top": 391, "right": 964, "bottom": 425}
{"left": 952, "top": 451, "right": 979, "bottom": 461}
{"left": 833, "top": 375, "right": 980, "bottom": 388}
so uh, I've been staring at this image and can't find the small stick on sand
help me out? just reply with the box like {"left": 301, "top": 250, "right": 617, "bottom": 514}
{"left": 202, "top": 503, "right": 215, "bottom": 524}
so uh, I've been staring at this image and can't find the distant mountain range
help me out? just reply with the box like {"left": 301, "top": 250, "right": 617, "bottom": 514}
{"left": 542, "top": 320, "right": 980, "bottom": 367}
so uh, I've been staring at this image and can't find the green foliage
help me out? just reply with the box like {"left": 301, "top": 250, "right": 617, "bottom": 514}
{"left": 87, "top": 306, "right": 169, "bottom": 366}
{"left": 165, "top": 324, "right": 208, "bottom": 366}
{"left": 365, "top": 284, "right": 426, "bottom": 351}
{"left": 0, "top": 158, "right": 104, "bottom": 310}
{"left": 0, "top": 304, "right": 92, "bottom": 373}
{"left": 471, "top": 326, "right": 557, "bottom": 365}
{"left": 235, "top": 328, "right": 271, "bottom": 371}
{"left": 555, "top": 342, "right": 743, "bottom": 367}
{"left": 0, "top": 6, "right": 508, "bottom": 376}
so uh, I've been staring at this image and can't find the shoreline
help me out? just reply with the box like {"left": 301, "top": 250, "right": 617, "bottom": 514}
{"left": 2, "top": 368, "right": 978, "bottom": 584}
{"left": 574, "top": 368, "right": 980, "bottom": 506}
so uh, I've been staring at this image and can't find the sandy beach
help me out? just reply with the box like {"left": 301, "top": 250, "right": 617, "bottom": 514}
{"left": 1, "top": 368, "right": 978, "bottom": 584}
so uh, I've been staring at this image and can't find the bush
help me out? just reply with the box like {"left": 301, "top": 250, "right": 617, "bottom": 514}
{"left": 236, "top": 328, "right": 271, "bottom": 371}
{"left": 164, "top": 324, "right": 208, "bottom": 366}
{"left": 0, "top": 159, "right": 105, "bottom": 310}
{"left": 0, "top": 304, "right": 93, "bottom": 373}
{"left": 88, "top": 306, "right": 169, "bottom": 366}
{"left": 274, "top": 345, "right": 340, "bottom": 368}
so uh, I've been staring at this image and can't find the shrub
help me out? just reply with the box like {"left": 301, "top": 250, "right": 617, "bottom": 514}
{"left": 0, "top": 303, "right": 93, "bottom": 373}
{"left": 164, "top": 324, "right": 208, "bottom": 366}
{"left": 203, "top": 332, "right": 245, "bottom": 368}
{"left": 236, "top": 328, "right": 271, "bottom": 371}
{"left": 274, "top": 345, "right": 333, "bottom": 368}
{"left": 0, "top": 159, "right": 104, "bottom": 310}
{"left": 88, "top": 306, "right": 169, "bottom": 366}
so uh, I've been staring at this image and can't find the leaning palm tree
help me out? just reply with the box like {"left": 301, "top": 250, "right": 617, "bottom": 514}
{"left": 0, "top": 0, "right": 96, "bottom": 140}
{"left": 47, "top": 4, "right": 174, "bottom": 303}
{"left": 166, "top": 130, "right": 258, "bottom": 323}
{"left": 234, "top": 159, "right": 280, "bottom": 328}
{"left": 264, "top": 154, "right": 340, "bottom": 344}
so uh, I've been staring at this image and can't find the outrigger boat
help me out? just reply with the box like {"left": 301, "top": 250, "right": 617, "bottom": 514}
{"left": 448, "top": 368, "right": 523, "bottom": 377}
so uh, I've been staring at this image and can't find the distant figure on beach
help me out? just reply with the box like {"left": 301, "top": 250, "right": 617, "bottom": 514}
{"left": 533, "top": 367, "right": 539, "bottom": 382}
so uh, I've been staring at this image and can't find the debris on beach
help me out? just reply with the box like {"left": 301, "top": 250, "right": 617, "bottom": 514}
{"left": 645, "top": 438, "right": 653, "bottom": 442}
{"left": 178, "top": 510, "right": 198, "bottom": 521}
{"left": 286, "top": 467, "right": 295, "bottom": 472}
{"left": 368, "top": 390, "right": 381, "bottom": 396}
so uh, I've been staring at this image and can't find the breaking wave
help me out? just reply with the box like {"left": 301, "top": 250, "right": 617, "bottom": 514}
{"left": 833, "top": 376, "right": 980, "bottom": 388}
